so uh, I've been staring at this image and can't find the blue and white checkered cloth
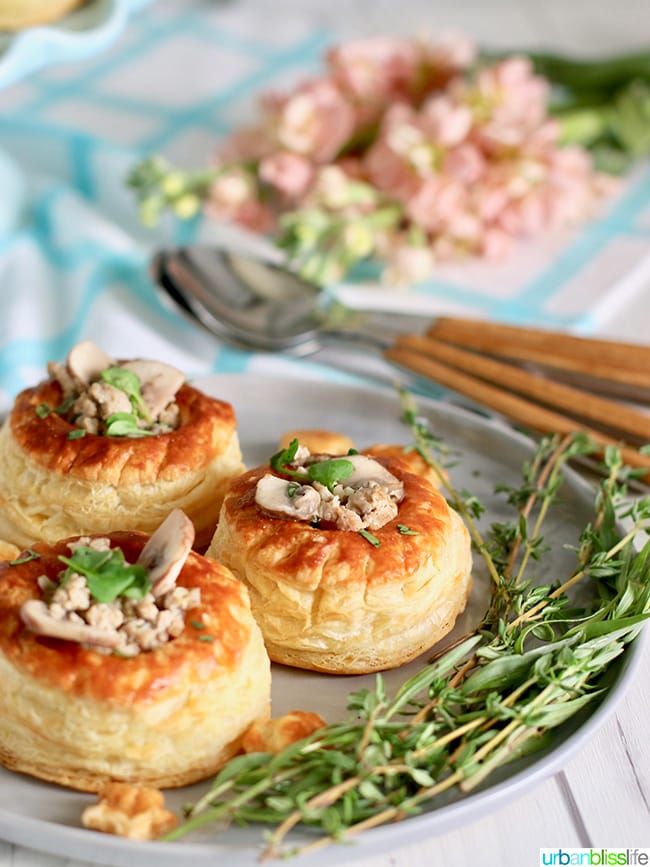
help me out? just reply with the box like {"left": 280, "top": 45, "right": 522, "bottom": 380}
{"left": 0, "top": 0, "right": 649, "bottom": 414}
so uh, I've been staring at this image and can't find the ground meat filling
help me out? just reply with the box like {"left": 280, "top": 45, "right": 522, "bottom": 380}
{"left": 44, "top": 341, "right": 184, "bottom": 437}
{"left": 255, "top": 447, "right": 405, "bottom": 532}
{"left": 35, "top": 536, "right": 200, "bottom": 657}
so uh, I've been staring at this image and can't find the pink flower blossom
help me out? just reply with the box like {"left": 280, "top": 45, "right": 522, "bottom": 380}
{"left": 271, "top": 79, "right": 357, "bottom": 163}
{"left": 327, "top": 37, "right": 424, "bottom": 105}
{"left": 458, "top": 57, "right": 550, "bottom": 152}
{"left": 189, "top": 32, "right": 613, "bottom": 283}
{"left": 217, "top": 125, "right": 272, "bottom": 163}
{"left": 443, "top": 143, "right": 486, "bottom": 185}
{"left": 259, "top": 151, "right": 315, "bottom": 201}
{"left": 205, "top": 167, "right": 275, "bottom": 232}
{"left": 420, "top": 95, "right": 473, "bottom": 147}
{"left": 364, "top": 104, "right": 426, "bottom": 201}
{"left": 406, "top": 176, "right": 469, "bottom": 234}
{"left": 426, "top": 32, "right": 476, "bottom": 78}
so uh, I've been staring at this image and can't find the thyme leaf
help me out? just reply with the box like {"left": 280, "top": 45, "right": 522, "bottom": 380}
{"left": 167, "top": 393, "right": 650, "bottom": 857}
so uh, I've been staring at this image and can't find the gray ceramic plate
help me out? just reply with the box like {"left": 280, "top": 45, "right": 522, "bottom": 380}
{"left": 0, "top": 374, "right": 644, "bottom": 867}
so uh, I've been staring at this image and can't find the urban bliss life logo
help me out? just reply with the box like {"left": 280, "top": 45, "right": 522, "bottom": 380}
{"left": 540, "top": 850, "right": 649, "bottom": 866}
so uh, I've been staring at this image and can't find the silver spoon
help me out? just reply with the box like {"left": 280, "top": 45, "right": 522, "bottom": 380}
{"left": 151, "top": 245, "right": 429, "bottom": 355}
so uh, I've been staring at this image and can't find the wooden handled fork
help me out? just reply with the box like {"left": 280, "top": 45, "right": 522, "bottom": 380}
{"left": 385, "top": 318, "right": 650, "bottom": 481}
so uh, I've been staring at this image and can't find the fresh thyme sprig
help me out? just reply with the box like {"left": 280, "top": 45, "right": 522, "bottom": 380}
{"left": 165, "top": 395, "right": 650, "bottom": 858}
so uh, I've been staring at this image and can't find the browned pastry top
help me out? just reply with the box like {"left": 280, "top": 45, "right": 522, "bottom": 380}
{"left": 9, "top": 381, "right": 236, "bottom": 485}
{"left": 0, "top": 532, "right": 251, "bottom": 706}
{"left": 219, "top": 457, "right": 453, "bottom": 592}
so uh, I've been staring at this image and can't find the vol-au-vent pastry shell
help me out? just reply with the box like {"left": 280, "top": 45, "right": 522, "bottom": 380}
{"left": 207, "top": 458, "right": 473, "bottom": 674}
{"left": 0, "top": 531, "right": 271, "bottom": 792}
{"left": 0, "top": 380, "right": 244, "bottom": 550}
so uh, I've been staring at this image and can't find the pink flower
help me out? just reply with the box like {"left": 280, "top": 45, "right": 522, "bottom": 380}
{"left": 458, "top": 57, "right": 550, "bottom": 152}
{"left": 217, "top": 125, "right": 272, "bottom": 163}
{"left": 443, "top": 143, "right": 486, "bottom": 185}
{"left": 406, "top": 177, "right": 468, "bottom": 233}
{"left": 272, "top": 79, "right": 357, "bottom": 163}
{"left": 420, "top": 95, "right": 473, "bottom": 147}
{"left": 259, "top": 151, "right": 315, "bottom": 201}
{"left": 192, "top": 32, "right": 613, "bottom": 282}
{"left": 204, "top": 167, "right": 275, "bottom": 232}
{"left": 426, "top": 32, "right": 476, "bottom": 77}
{"left": 364, "top": 104, "right": 426, "bottom": 201}
{"left": 327, "top": 37, "right": 424, "bottom": 105}
{"left": 480, "top": 226, "right": 514, "bottom": 259}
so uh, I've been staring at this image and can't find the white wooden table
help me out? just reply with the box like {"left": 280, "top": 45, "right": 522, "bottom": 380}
{"left": 0, "top": 0, "right": 648, "bottom": 864}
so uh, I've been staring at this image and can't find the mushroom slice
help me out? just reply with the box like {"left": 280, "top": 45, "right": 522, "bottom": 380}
{"left": 137, "top": 509, "right": 195, "bottom": 597}
{"left": 120, "top": 360, "right": 185, "bottom": 419}
{"left": 340, "top": 454, "right": 403, "bottom": 490}
{"left": 20, "top": 600, "right": 119, "bottom": 649}
{"left": 255, "top": 474, "right": 320, "bottom": 520}
{"left": 66, "top": 341, "right": 115, "bottom": 386}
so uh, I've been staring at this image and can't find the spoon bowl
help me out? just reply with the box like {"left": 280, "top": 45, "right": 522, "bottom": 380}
{"left": 151, "top": 246, "right": 428, "bottom": 354}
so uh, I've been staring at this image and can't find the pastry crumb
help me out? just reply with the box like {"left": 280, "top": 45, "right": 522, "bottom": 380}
{"left": 81, "top": 782, "right": 178, "bottom": 840}
{"left": 242, "top": 711, "right": 326, "bottom": 754}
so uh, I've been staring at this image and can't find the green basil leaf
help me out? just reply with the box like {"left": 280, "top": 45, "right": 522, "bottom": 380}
{"left": 101, "top": 367, "right": 151, "bottom": 422}
{"left": 269, "top": 438, "right": 310, "bottom": 483}
{"left": 58, "top": 547, "right": 152, "bottom": 604}
{"left": 105, "top": 412, "right": 155, "bottom": 438}
{"left": 308, "top": 458, "right": 354, "bottom": 491}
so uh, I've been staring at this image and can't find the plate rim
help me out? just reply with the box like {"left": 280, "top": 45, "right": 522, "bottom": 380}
{"left": 0, "top": 372, "right": 645, "bottom": 866}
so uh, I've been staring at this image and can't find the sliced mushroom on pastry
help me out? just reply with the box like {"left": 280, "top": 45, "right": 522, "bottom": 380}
{"left": 0, "top": 341, "right": 245, "bottom": 551}
{"left": 0, "top": 518, "right": 270, "bottom": 791}
{"left": 207, "top": 444, "right": 472, "bottom": 674}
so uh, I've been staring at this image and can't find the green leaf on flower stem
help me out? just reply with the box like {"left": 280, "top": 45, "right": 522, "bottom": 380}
{"left": 610, "top": 80, "right": 650, "bottom": 156}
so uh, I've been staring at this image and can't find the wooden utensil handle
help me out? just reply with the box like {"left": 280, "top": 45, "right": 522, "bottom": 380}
{"left": 393, "top": 334, "right": 650, "bottom": 444}
{"left": 385, "top": 345, "right": 650, "bottom": 481}
{"left": 427, "top": 317, "right": 650, "bottom": 388}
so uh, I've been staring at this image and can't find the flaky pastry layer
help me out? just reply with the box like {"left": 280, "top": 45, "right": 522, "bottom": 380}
{"left": 0, "top": 381, "right": 245, "bottom": 550}
{"left": 207, "top": 459, "right": 472, "bottom": 674}
{"left": 0, "top": 532, "right": 271, "bottom": 791}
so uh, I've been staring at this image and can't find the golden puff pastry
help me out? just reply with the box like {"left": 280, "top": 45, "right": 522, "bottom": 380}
{"left": 207, "top": 455, "right": 472, "bottom": 674}
{"left": 242, "top": 711, "right": 326, "bottom": 754}
{"left": 0, "top": 531, "right": 271, "bottom": 792}
{"left": 0, "top": 539, "right": 19, "bottom": 562}
{"left": 279, "top": 429, "right": 355, "bottom": 455}
{"left": 0, "top": 351, "right": 244, "bottom": 552}
{"left": 81, "top": 783, "right": 178, "bottom": 841}
{"left": 0, "top": 0, "right": 85, "bottom": 29}
{"left": 364, "top": 443, "right": 448, "bottom": 490}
